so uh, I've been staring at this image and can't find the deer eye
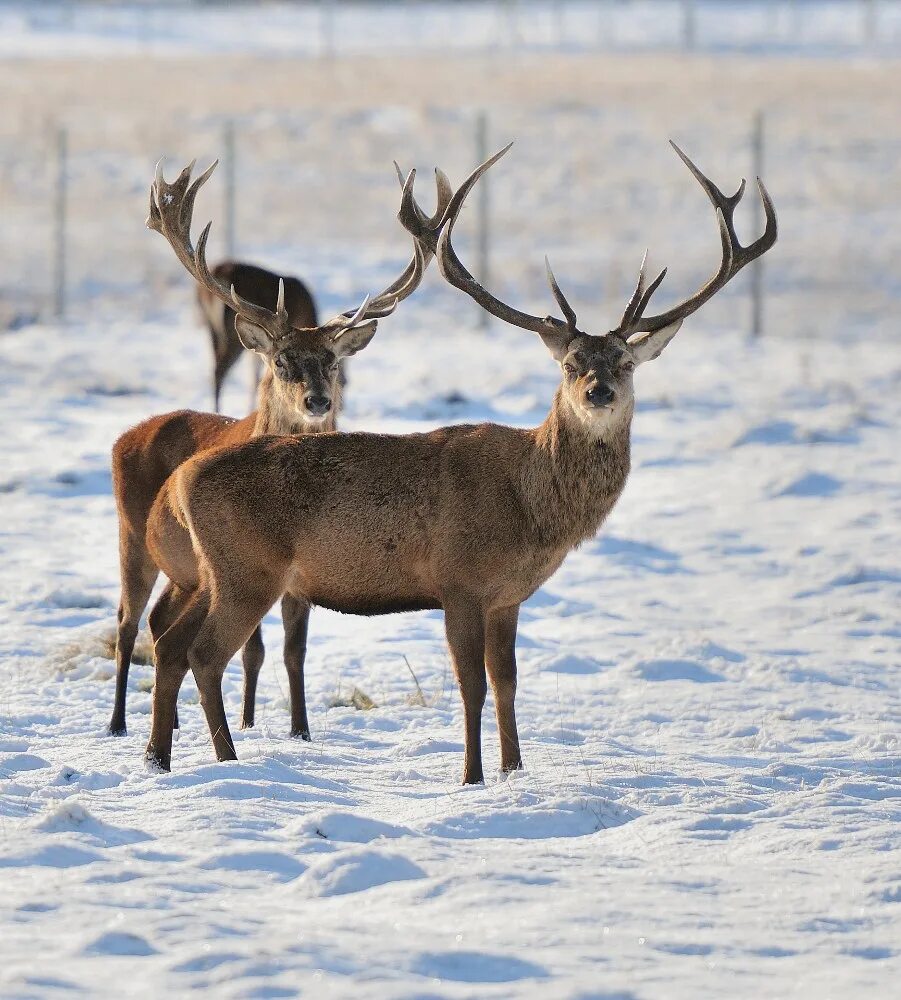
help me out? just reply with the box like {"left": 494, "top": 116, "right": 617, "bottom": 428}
{"left": 620, "top": 360, "right": 635, "bottom": 374}
{"left": 562, "top": 363, "right": 577, "bottom": 377}
{"left": 274, "top": 356, "right": 286, "bottom": 370}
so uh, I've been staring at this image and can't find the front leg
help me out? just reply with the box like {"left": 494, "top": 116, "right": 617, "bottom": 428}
{"left": 281, "top": 594, "right": 312, "bottom": 740}
{"left": 485, "top": 604, "right": 523, "bottom": 773}
{"left": 444, "top": 597, "right": 488, "bottom": 785}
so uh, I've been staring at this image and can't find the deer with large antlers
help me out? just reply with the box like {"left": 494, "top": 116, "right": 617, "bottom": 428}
{"left": 108, "top": 159, "right": 445, "bottom": 739}
{"left": 144, "top": 142, "right": 776, "bottom": 780}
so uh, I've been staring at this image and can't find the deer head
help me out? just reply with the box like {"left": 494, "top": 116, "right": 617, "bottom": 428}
{"left": 148, "top": 159, "right": 450, "bottom": 422}
{"left": 408, "top": 142, "right": 777, "bottom": 434}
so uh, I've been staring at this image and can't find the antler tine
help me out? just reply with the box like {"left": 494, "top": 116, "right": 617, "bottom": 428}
{"left": 324, "top": 163, "right": 443, "bottom": 336}
{"left": 545, "top": 258, "right": 578, "bottom": 331}
{"left": 396, "top": 164, "right": 453, "bottom": 256}
{"left": 612, "top": 251, "right": 669, "bottom": 337}
{"left": 149, "top": 158, "right": 289, "bottom": 339}
{"left": 614, "top": 250, "right": 648, "bottom": 334}
{"left": 628, "top": 143, "right": 778, "bottom": 335}
{"left": 436, "top": 142, "right": 571, "bottom": 336}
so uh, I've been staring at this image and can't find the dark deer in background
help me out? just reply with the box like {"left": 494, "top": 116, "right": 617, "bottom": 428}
{"left": 108, "top": 158, "right": 446, "bottom": 739}
{"left": 143, "top": 142, "right": 776, "bottom": 780}
{"left": 197, "top": 261, "right": 318, "bottom": 413}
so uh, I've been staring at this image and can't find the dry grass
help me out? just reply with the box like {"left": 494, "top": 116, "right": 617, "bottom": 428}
{"left": 48, "top": 626, "right": 154, "bottom": 676}
{"left": 327, "top": 684, "right": 378, "bottom": 711}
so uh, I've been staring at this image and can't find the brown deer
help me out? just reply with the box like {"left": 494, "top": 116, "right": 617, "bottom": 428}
{"left": 197, "top": 260, "right": 318, "bottom": 413}
{"left": 108, "top": 158, "right": 446, "bottom": 739}
{"left": 144, "top": 142, "right": 777, "bottom": 781}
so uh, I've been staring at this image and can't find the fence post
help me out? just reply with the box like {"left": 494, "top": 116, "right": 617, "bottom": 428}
{"left": 475, "top": 110, "right": 490, "bottom": 329}
{"left": 553, "top": 0, "right": 565, "bottom": 47}
{"left": 52, "top": 124, "right": 67, "bottom": 319}
{"left": 320, "top": 0, "right": 335, "bottom": 59}
{"left": 750, "top": 109, "right": 766, "bottom": 339}
{"left": 222, "top": 118, "right": 236, "bottom": 259}
{"left": 863, "top": 0, "right": 877, "bottom": 47}
{"left": 683, "top": 0, "right": 697, "bottom": 51}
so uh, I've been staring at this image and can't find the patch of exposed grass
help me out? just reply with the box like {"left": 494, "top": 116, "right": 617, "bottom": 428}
{"left": 49, "top": 626, "right": 154, "bottom": 677}
{"left": 327, "top": 685, "right": 377, "bottom": 711}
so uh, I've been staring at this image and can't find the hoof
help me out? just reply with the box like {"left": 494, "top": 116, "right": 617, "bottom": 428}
{"left": 144, "top": 751, "right": 170, "bottom": 773}
{"left": 107, "top": 724, "right": 127, "bottom": 738}
{"left": 240, "top": 720, "right": 255, "bottom": 731}
{"left": 290, "top": 729, "right": 312, "bottom": 742}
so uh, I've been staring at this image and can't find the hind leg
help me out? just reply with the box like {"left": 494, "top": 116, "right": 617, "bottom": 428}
{"left": 148, "top": 582, "right": 193, "bottom": 731}
{"left": 188, "top": 582, "right": 283, "bottom": 763}
{"left": 145, "top": 587, "right": 210, "bottom": 771}
{"left": 239, "top": 625, "right": 265, "bottom": 730}
{"left": 281, "top": 594, "right": 312, "bottom": 740}
{"left": 109, "top": 532, "right": 158, "bottom": 737}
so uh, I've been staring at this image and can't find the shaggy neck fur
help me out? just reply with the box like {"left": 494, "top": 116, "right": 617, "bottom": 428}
{"left": 252, "top": 368, "right": 340, "bottom": 437}
{"left": 521, "top": 385, "right": 633, "bottom": 549}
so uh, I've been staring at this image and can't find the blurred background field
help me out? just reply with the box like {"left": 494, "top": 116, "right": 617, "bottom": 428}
{"left": 1, "top": 0, "right": 900, "bottom": 363}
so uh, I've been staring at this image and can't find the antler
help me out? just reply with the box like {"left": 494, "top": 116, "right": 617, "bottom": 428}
{"left": 147, "top": 159, "right": 433, "bottom": 342}
{"left": 425, "top": 141, "right": 777, "bottom": 346}
{"left": 617, "top": 141, "right": 778, "bottom": 338}
{"left": 406, "top": 143, "right": 579, "bottom": 339}
{"left": 394, "top": 161, "right": 454, "bottom": 257}
{"left": 147, "top": 159, "right": 297, "bottom": 338}
{"left": 326, "top": 161, "right": 452, "bottom": 330}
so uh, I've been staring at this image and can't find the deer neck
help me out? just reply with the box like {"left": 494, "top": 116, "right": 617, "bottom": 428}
{"left": 252, "top": 368, "right": 340, "bottom": 437}
{"left": 522, "top": 386, "right": 633, "bottom": 548}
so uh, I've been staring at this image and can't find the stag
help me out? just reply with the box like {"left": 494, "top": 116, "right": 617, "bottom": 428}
{"left": 144, "top": 142, "right": 776, "bottom": 780}
{"left": 197, "top": 260, "right": 318, "bottom": 414}
{"left": 108, "top": 158, "right": 446, "bottom": 739}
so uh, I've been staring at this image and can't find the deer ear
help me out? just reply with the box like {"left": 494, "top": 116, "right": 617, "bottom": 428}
{"left": 538, "top": 326, "right": 573, "bottom": 362}
{"left": 333, "top": 320, "right": 377, "bottom": 358}
{"left": 627, "top": 319, "right": 682, "bottom": 366}
{"left": 234, "top": 317, "right": 272, "bottom": 355}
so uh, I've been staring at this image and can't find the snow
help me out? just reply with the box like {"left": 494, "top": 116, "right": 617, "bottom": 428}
{"left": 1, "top": 3, "right": 900, "bottom": 996}
{"left": 1, "top": 293, "right": 898, "bottom": 996}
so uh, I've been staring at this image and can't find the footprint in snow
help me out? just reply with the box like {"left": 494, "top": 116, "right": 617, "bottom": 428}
{"left": 634, "top": 658, "right": 724, "bottom": 683}
{"left": 296, "top": 847, "right": 426, "bottom": 897}
{"left": 410, "top": 950, "right": 547, "bottom": 983}
{"left": 293, "top": 810, "right": 412, "bottom": 843}
{"left": 83, "top": 931, "right": 157, "bottom": 957}
{"left": 198, "top": 849, "right": 306, "bottom": 881}
{"left": 770, "top": 471, "right": 843, "bottom": 498}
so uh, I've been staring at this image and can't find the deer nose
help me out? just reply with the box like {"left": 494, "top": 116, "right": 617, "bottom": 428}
{"left": 304, "top": 394, "right": 331, "bottom": 415}
{"left": 585, "top": 384, "right": 615, "bottom": 407}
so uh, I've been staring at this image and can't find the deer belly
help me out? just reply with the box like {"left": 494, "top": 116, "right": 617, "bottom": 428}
{"left": 287, "top": 534, "right": 437, "bottom": 617}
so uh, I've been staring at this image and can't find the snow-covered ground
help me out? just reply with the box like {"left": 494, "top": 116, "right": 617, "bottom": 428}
{"left": 1, "top": 280, "right": 899, "bottom": 996}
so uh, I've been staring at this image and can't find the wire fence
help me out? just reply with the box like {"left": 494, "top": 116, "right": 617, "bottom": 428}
{"left": 2, "top": 100, "right": 899, "bottom": 341}
{"left": 3, "top": 2, "right": 901, "bottom": 58}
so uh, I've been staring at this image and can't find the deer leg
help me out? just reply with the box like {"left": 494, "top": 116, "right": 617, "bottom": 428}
{"left": 212, "top": 355, "right": 228, "bottom": 414}
{"left": 444, "top": 598, "right": 488, "bottom": 785}
{"left": 281, "top": 594, "right": 312, "bottom": 740}
{"left": 145, "top": 587, "right": 210, "bottom": 771}
{"left": 148, "top": 582, "right": 193, "bottom": 732}
{"left": 485, "top": 604, "right": 523, "bottom": 774}
{"left": 188, "top": 583, "right": 283, "bottom": 764}
{"left": 239, "top": 626, "right": 265, "bottom": 730}
{"left": 109, "top": 534, "right": 158, "bottom": 736}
